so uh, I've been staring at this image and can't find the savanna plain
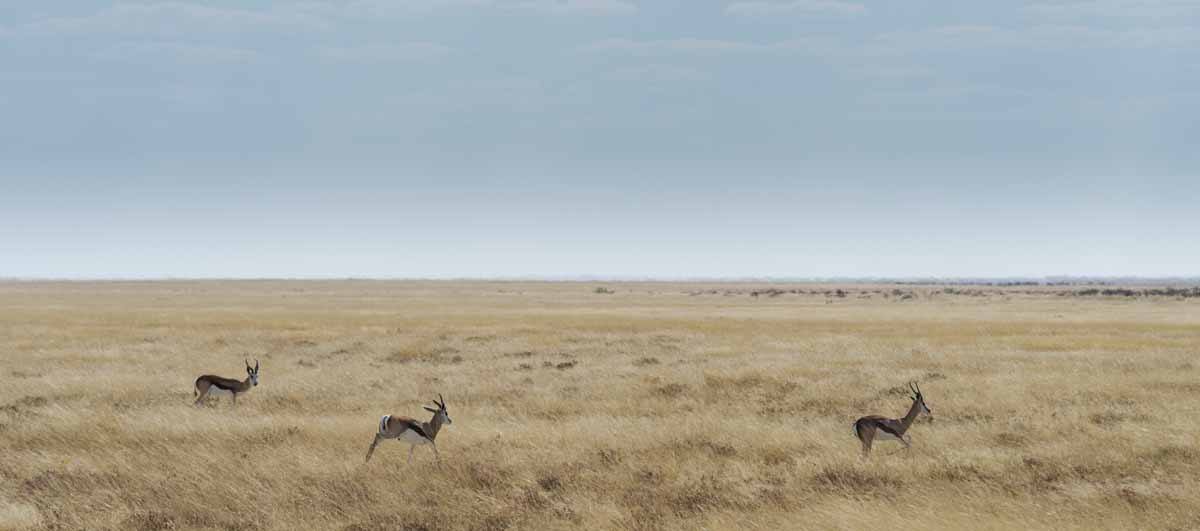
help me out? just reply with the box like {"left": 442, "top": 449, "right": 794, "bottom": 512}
{"left": 2, "top": 281, "right": 1199, "bottom": 531}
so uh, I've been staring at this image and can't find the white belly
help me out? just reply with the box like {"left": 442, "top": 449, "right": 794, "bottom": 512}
{"left": 398, "top": 429, "right": 431, "bottom": 445}
{"left": 875, "top": 431, "right": 901, "bottom": 441}
{"left": 207, "top": 387, "right": 234, "bottom": 398}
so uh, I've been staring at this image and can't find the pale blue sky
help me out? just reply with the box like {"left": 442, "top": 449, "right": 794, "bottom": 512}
{"left": 2, "top": 1, "right": 1197, "bottom": 278}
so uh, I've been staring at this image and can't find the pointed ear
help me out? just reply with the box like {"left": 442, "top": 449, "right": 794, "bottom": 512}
{"left": 255, "top": 359, "right": 260, "bottom": 372}
{"left": 423, "top": 406, "right": 438, "bottom": 414}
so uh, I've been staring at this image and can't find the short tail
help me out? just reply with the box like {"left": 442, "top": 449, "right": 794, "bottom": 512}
{"left": 379, "top": 415, "right": 390, "bottom": 435}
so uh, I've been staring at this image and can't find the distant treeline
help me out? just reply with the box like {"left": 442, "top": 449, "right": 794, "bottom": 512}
{"left": 1066, "top": 287, "right": 1200, "bottom": 298}
{"left": 893, "top": 280, "right": 1046, "bottom": 286}
{"left": 666, "top": 286, "right": 1200, "bottom": 300}
{"left": 894, "top": 280, "right": 1122, "bottom": 287}
{"left": 689, "top": 288, "right": 916, "bottom": 299}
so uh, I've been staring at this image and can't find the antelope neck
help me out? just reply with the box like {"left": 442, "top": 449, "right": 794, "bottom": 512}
{"left": 899, "top": 399, "right": 922, "bottom": 432}
{"left": 423, "top": 414, "right": 445, "bottom": 441}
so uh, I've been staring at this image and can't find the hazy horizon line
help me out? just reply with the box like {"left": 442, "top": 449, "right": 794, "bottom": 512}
{"left": 3, "top": 275, "right": 1199, "bottom": 284}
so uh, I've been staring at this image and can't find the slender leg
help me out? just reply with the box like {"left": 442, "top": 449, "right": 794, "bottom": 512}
{"left": 232, "top": 393, "right": 237, "bottom": 406}
{"left": 859, "top": 429, "right": 872, "bottom": 458}
{"left": 407, "top": 445, "right": 415, "bottom": 464}
{"left": 194, "top": 391, "right": 206, "bottom": 407}
{"left": 855, "top": 423, "right": 871, "bottom": 458}
{"left": 902, "top": 436, "right": 912, "bottom": 450}
{"left": 432, "top": 443, "right": 441, "bottom": 468}
{"left": 365, "top": 434, "right": 383, "bottom": 462}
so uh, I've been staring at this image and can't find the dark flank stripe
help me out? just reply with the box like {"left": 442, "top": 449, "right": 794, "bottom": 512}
{"left": 379, "top": 414, "right": 444, "bottom": 443}
{"left": 855, "top": 416, "right": 906, "bottom": 439}
{"left": 198, "top": 375, "right": 245, "bottom": 391}
{"left": 397, "top": 418, "right": 432, "bottom": 441}
{"left": 873, "top": 419, "right": 905, "bottom": 438}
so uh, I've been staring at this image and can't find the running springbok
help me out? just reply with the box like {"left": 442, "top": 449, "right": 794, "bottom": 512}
{"left": 365, "top": 394, "right": 452, "bottom": 464}
{"left": 194, "top": 359, "right": 260, "bottom": 406}
{"left": 854, "top": 381, "right": 931, "bottom": 457}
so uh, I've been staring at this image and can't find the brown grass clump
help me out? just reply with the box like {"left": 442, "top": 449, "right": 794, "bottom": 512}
{"left": 1, "top": 280, "right": 1199, "bottom": 530}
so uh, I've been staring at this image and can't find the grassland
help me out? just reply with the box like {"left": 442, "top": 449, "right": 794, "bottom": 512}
{"left": 2, "top": 280, "right": 1199, "bottom": 530}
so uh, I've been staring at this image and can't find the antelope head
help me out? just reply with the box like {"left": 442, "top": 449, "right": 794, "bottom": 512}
{"left": 246, "top": 359, "right": 261, "bottom": 387}
{"left": 909, "top": 381, "right": 930, "bottom": 417}
{"left": 423, "top": 393, "right": 451, "bottom": 425}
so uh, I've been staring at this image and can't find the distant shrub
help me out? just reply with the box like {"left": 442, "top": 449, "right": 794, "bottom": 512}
{"left": 1069, "top": 287, "right": 1200, "bottom": 298}
{"left": 653, "top": 383, "right": 689, "bottom": 398}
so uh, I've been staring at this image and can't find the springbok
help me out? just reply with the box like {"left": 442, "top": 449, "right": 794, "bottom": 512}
{"left": 365, "top": 394, "right": 452, "bottom": 464}
{"left": 194, "top": 359, "right": 260, "bottom": 406}
{"left": 853, "top": 381, "right": 931, "bottom": 457}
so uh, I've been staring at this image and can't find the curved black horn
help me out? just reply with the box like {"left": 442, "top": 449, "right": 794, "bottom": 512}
{"left": 255, "top": 359, "right": 260, "bottom": 371}
{"left": 438, "top": 393, "right": 445, "bottom": 408}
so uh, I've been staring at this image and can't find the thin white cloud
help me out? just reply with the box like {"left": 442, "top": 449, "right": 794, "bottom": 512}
{"left": 300, "top": 0, "right": 634, "bottom": 17}
{"left": 870, "top": 24, "right": 1200, "bottom": 53}
{"left": 7, "top": 2, "right": 327, "bottom": 37}
{"left": 305, "top": 0, "right": 490, "bottom": 18}
{"left": 583, "top": 23, "right": 1196, "bottom": 65}
{"left": 1027, "top": 0, "right": 1200, "bottom": 19}
{"left": 317, "top": 43, "right": 454, "bottom": 63}
{"left": 609, "top": 64, "right": 710, "bottom": 82}
{"left": 581, "top": 36, "right": 835, "bottom": 55}
{"left": 513, "top": 0, "right": 637, "bottom": 15}
{"left": 91, "top": 42, "right": 264, "bottom": 64}
{"left": 584, "top": 38, "right": 774, "bottom": 54}
{"left": 842, "top": 64, "right": 937, "bottom": 82}
{"left": 726, "top": 0, "right": 867, "bottom": 16}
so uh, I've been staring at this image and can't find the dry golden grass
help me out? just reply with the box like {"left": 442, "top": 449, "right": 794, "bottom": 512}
{"left": 2, "top": 280, "right": 1199, "bottom": 530}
